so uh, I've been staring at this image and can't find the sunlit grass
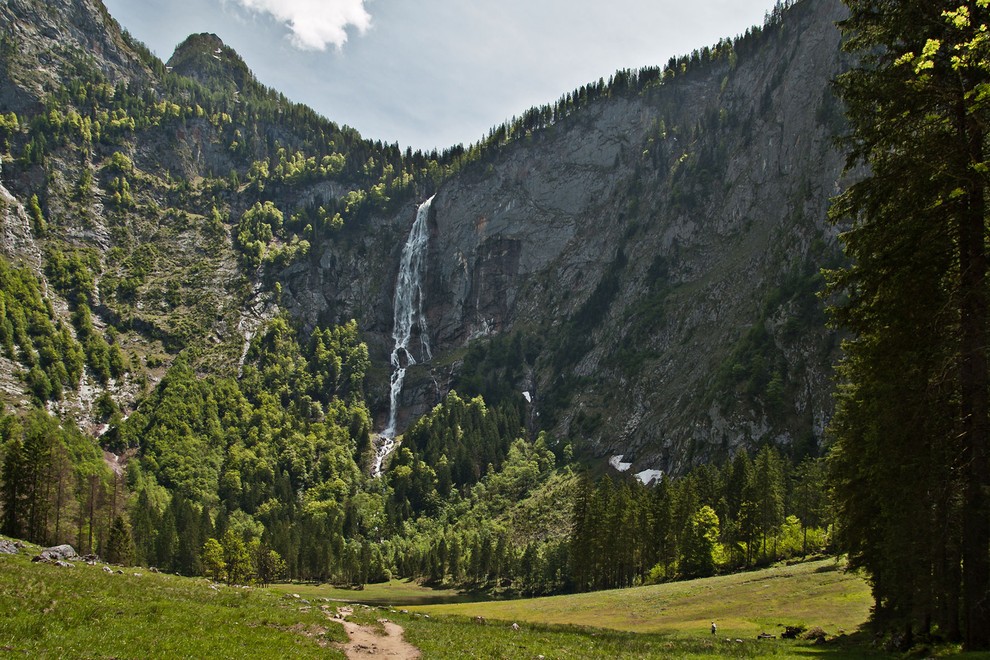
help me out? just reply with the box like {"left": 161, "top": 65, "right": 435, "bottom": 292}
{"left": 279, "top": 557, "right": 881, "bottom": 657}
{"left": 390, "top": 612, "right": 882, "bottom": 659}
{"left": 1, "top": 543, "right": 886, "bottom": 658}
{"left": 407, "top": 558, "right": 871, "bottom": 639}
{"left": 0, "top": 541, "right": 347, "bottom": 658}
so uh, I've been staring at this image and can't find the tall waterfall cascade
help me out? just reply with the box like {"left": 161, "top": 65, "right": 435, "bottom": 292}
{"left": 374, "top": 195, "right": 435, "bottom": 475}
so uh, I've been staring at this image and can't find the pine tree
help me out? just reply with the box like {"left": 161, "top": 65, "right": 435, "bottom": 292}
{"left": 105, "top": 514, "right": 135, "bottom": 566}
{"left": 753, "top": 445, "right": 785, "bottom": 562}
{"left": 828, "top": 0, "right": 990, "bottom": 647}
{"left": 791, "top": 457, "right": 827, "bottom": 557}
{"left": 0, "top": 434, "right": 26, "bottom": 538}
{"left": 130, "top": 489, "right": 159, "bottom": 566}
{"left": 568, "top": 472, "right": 594, "bottom": 591}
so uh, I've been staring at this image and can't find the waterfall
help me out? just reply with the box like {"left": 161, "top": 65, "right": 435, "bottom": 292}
{"left": 375, "top": 195, "right": 435, "bottom": 474}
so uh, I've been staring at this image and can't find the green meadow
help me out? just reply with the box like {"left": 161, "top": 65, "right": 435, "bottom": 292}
{"left": 0, "top": 541, "right": 347, "bottom": 658}
{"left": 407, "top": 558, "right": 870, "bottom": 637}
{"left": 11, "top": 542, "right": 972, "bottom": 658}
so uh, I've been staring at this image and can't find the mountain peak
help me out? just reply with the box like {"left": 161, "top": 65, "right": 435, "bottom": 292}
{"left": 167, "top": 33, "right": 254, "bottom": 94}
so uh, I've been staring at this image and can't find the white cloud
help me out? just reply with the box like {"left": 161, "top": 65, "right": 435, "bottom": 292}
{"left": 233, "top": 0, "right": 371, "bottom": 50}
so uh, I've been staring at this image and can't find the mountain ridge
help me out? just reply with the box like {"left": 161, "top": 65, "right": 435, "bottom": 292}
{"left": 279, "top": 0, "right": 849, "bottom": 474}
{"left": 0, "top": 0, "right": 847, "bottom": 477}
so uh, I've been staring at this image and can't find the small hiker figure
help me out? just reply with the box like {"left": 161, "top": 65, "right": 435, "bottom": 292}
{"left": 711, "top": 621, "right": 717, "bottom": 635}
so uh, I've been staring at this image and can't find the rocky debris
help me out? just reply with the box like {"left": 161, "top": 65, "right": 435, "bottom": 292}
{"left": 511, "top": 622, "right": 520, "bottom": 631}
{"left": 0, "top": 182, "right": 42, "bottom": 270}
{"left": 32, "top": 544, "right": 78, "bottom": 563}
{"left": 0, "top": 539, "right": 18, "bottom": 555}
{"left": 102, "top": 566, "right": 113, "bottom": 573}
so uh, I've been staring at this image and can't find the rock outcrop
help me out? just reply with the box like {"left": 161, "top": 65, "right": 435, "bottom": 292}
{"left": 32, "top": 544, "right": 79, "bottom": 562}
{"left": 1, "top": 0, "right": 851, "bottom": 476}
{"left": 281, "top": 0, "right": 849, "bottom": 473}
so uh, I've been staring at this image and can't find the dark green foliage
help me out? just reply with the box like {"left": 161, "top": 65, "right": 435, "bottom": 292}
{"left": 398, "top": 391, "right": 523, "bottom": 498}
{"left": 680, "top": 505, "right": 719, "bottom": 578}
{"left": 0, "top": 0, "right": 840, "bottom": 606}
{"left": 43, "top": 245, "right": 98, "bottom": 306}
{"left": 122, "top": 316, "right": 371, "bottom": 581}
{"left": 252, "top": 541, "right": 286, "bottom": 587}
{"left": 570, "top": 443, "right": 821, "bottom": 592}
{"left": 105, "top": 514, "right": 135, "bottom": 565}
{"left": 0, "top": 258, "right": 85, "bottom": 401}
{"left": 455, "top": 332, "right": 537, "bottom": 409}
{"left": 827, "top": 0, "right": 990, "bottom": 647}
{"left": 0, "top": 407, "right": 111, "bottom": 548}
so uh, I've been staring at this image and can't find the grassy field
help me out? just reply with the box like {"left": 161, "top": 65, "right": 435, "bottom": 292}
{"left": 407, "top": 558, "right": 872, "bottom": 639}
{"left": 0, "top": 539, "right": 347, "bottom": 658}
{"left": 278, "top": 557, "right": 886, "bottom": 658}
{"left": 395, "top": 614, "right": 881, "bottom": 659}
{"left": 379, "top": 558, "right": 884, "bottom": 658}
{"left": 2, "top": 538, "right": 954, "bottom": 658}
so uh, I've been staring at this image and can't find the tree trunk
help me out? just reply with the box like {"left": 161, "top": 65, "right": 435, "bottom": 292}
{"left": 958, "top": 94, "right": 990, "bottom": 651}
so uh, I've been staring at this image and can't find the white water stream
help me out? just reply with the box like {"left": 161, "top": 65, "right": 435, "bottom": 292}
{"left": 374, "top": 195, "right": 435, "bottom": 475}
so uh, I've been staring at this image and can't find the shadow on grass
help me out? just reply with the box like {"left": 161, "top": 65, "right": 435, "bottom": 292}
{"left": 784, "top": 628, "right": 884, "bottom": 658}
{"left": 346, "top": 589, "right": 493, "bottom": 607}
{"left": 398, "top": 615, "right": 888, "bottom": 659}
{"left": 275, "top": 578, "right": 497, "bottom": 607}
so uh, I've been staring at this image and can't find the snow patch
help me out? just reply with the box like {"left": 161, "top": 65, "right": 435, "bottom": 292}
{"left": 635, "top": 469, "right": 663, "bottom": 486}
{"left": 522, "top": 391, "right": 531, "bottom": 403}
{"left": 609, "top": 455, "right": 632, "bottom": 472}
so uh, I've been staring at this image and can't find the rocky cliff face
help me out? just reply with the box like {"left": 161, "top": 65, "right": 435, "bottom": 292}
{"left": 1, "top": 0, "right": 849, "bottom": 476}
{"left": 281, "top": 0, "right": 850, "bottom": 474}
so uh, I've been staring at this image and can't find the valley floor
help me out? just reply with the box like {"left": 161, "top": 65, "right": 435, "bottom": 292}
{"left": 0, "top": 540, "right": 925, "bottom": 657}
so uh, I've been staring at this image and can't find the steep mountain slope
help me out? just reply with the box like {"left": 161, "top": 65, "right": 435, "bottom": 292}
{"left": 281, "top": 0, "right": 849, "bottom": 475}
{"left": 0, "top": 0, "right": 847, "bottom": 478}
{"left": 0, "top": 0, "right": 432, "bottom": 430}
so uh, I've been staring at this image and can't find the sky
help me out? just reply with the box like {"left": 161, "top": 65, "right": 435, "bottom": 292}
{"left": 101, "top": 0, "right": 780, "bottom": 152}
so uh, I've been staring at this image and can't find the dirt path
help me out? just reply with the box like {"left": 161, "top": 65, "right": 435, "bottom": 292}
{"left": 333, "top": 606, "right": 421, "bottom": 659}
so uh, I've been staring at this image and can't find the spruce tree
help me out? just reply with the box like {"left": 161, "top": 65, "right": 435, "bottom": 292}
{"left": 105, "top": 515, "right": 135, "bottom": 566}
{"left": 828, "top": 0, "right": 990, "bottom": 647}
{"left": 0, "top": 435, "right": 25, "bottom": 538}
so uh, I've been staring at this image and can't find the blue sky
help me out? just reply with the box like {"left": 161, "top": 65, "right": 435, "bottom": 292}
{"left": 102, "top": 0, "right": 780, "bottom": 151}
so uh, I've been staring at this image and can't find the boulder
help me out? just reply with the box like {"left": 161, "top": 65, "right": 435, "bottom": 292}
{"left": 0, "top": 539, "right": 18, "bottom": 555}
{"left": 32, "top": 544, "right": 78, "bottom": 562}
